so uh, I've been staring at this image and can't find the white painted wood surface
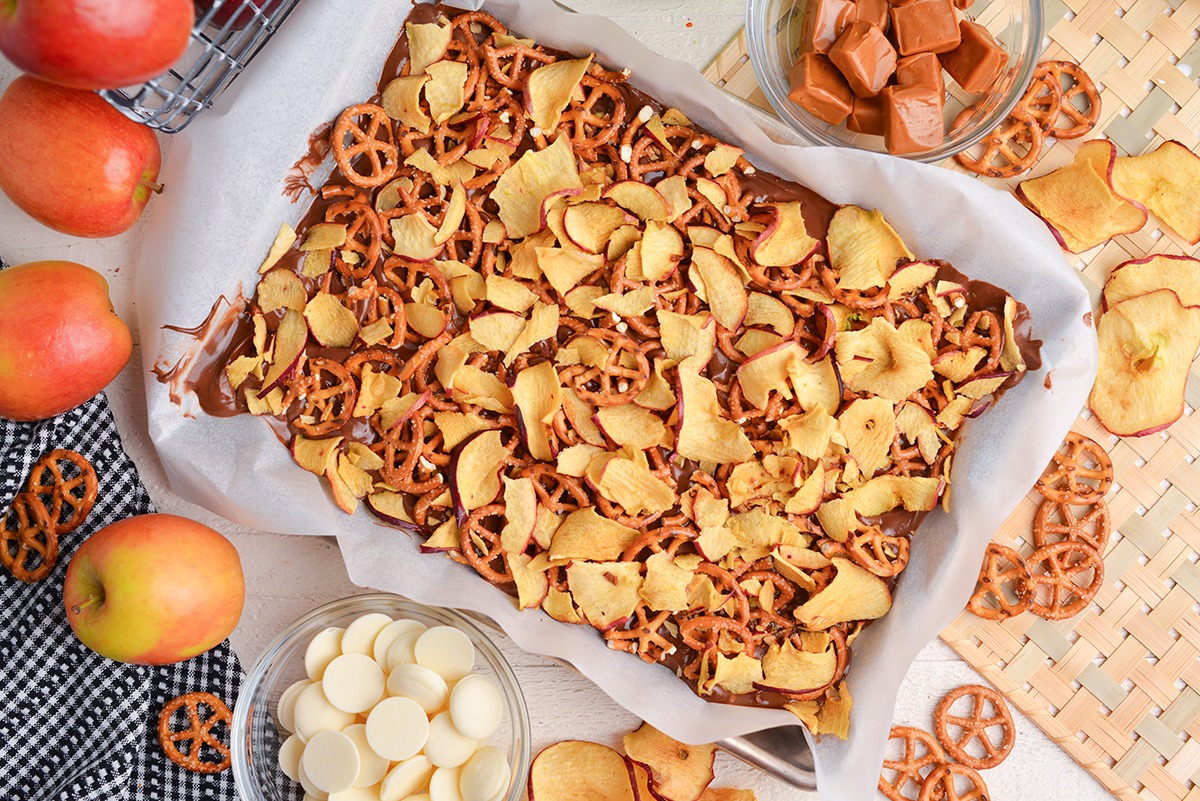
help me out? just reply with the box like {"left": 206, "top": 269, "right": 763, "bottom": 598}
{"left": 0, "top": 3, "right": 1114, "bottom": 798}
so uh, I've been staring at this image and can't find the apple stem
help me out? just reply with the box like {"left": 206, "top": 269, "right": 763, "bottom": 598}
{"left": 71, "top": 593, "right": 105, "bottom": 614}
{"left": 141, "top": 178, "right": 165, "bottom": 195}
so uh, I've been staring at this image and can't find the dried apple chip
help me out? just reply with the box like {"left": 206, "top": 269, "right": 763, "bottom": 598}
{"left": 259, "top": 309, "right": 307, "bottom": 396}
{"left": 529, "top": 741, "right": 636, "bottom": 801}
{"left": 794, "top": 557, "right": 892, "bottom": 628}
{"left": 550, "top": 508, "right": 641, "bottom": 562}
{"left": 568, "top": 561, "right": 643, "bottom": 630}
{"left": 1111, "top": 140, "right": 1200, "bottom": 245}
{"left": 492, "top": 136, "right": 582, "bottom": 239}
{"left": 827, "top": 206, "right": 912, "bottom": 290}
{"left": 528, "top": 54, "right": 594, "bottom": 130}
{"left": 449, "top": 430, "right": 508, "bottom": 513}
{"left": 675, "top": 357, "right": 756, "bottom": 465}
{"left": 1102, "top": 254, "right": 1200, "bottom": 310}
{"left": 424, "top": 59, "right": 467, "bottom": 124}
{"left": 381, "top": 75, "right": 430, "bottom": 133}
{"left": 512, "top": 360, "right": 561, "bottom": 461}
{"left": 406, "top": 18, "right": 451, "bottom": 76}
{"left": 1017, "top": 140, "right": 1147, "bottom": 253}
{"left": 603, "top": 180, "right": 671, "bottom": 222}
{"left": 257, "top": 268, "right": 307, "bottom": 314}
{"left": 750, "top": 202, "right": 819, "bottom": 268}
{"left": 623, "top": 723, "right": 716, "bottom": 801}
{"left": 1090, "top": 288, "right": 1200, "bottom": 437}
{"left": 304, "top": 292, "right": 358, "bottom": 348}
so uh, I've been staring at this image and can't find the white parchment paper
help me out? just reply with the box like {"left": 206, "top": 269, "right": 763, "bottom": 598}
{"left": 138, "top": 1, "right": 1098, "bottom": 798}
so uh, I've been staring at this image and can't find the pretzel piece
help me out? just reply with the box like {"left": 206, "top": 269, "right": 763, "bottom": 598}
{"left": 157, "top": 691, "right": 233, "bottom": 773}
{"left": 919, "top": 762, "right": 990, "bottom": 801}
{"left": 1027, "top": 540, "right": 1104, "bottom": 619}
{"left": 879, "top": 726, "right": 946, "bottom": 801}
{"left": 1033, "top": 497, "right": 1111, "bottom": 554}
{"left": 1, "top": 493, "right": 59, "bottom": 583}
{"left": 332, "top": 103, "right": 399, "bottom": 188}
{"left": 933, "top": 684, "right": 1015, "bottom": 769}
{"left": 1035, "top": 432, "right": 1112, "bottom": 504}
{"left": 954, "top": 110, "right": 1043, "bottom": 179}
{"left": 27, "top": 448, "right": 98, "bottom": 534}
{"left": 1037, "top": 60, "right": 1101, "bottom": 140}
{"left": 966, "top": 543, "right": 1034, "bottom": 621}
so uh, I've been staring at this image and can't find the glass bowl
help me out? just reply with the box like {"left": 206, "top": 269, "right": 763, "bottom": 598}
{"left": 746, "top": 0, "right": 1045, "bottom": 161}
{"left": 232, "top": 593, "right": 531, "bottom": 801}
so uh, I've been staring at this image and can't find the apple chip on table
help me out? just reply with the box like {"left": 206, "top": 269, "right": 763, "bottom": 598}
{"left": 211, "top": 6, "right": 1044, "bottom": 733}
{"left": 141, "top": 0, "right": 1095, "bottom": 796}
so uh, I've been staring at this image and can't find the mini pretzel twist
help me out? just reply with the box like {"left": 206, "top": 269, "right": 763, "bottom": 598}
{"left": 27, "top": 448, "right": 98, "bottom": 535}
{"left": 332, "top": 104, "right": 399, "bottom": 188}
{"left": 879, "top": 726, "right": 947, "bottom": 801}
{"left": 1, "top": 493, "right": 59, "bottom": 583}
{"left": 157, "top": 691, "right": 233, "bottom": 773}
{"left": 966, "top": 543, "right": 1035, "bottom": 621}
{"left": 1035, "top": 432, "right": 1113, "bottom": 504}
{"left": 933, "top": 684, "right": 1015, "bottom": 770}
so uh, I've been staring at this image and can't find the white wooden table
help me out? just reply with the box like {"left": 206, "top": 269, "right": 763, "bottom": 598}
{"left": 0, "top": 3, "right": 1113, "bottom": 798}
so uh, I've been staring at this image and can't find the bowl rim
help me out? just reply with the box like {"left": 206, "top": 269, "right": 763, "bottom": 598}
{"left": 230, "top": 591, "right": 532, "bottom": 801}
{"left": 744, "top": 0, "right": 1047, "bottom": 162}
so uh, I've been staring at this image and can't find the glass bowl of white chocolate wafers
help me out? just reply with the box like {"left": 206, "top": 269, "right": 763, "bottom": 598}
{"left": 232, "top": 593, "right": 531, "bottom": 801}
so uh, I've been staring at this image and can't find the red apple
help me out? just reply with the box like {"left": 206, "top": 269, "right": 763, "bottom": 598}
{"left": 0, "top": 260, "right": 133, "bottom": 422}
{"left": 194, "top": 0, "right": 285, "bottom": 30}
{"left": 0, "top": 76, "right": 163, "bottom": 238}
{"left": 63, "top": 514, "right": 245, "bottom": 665}
{"left": 0, "top": 0, "right": 194, "bottom": 89}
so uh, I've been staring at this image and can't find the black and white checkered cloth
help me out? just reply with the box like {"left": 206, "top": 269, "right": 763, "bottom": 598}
{"left": 0, "top": 314, "right": 244, "bottom": 799}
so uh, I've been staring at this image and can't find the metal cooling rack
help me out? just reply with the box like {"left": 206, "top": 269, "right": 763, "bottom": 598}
{"left": 98, "top": 0, "right": 302, "bottom": 133}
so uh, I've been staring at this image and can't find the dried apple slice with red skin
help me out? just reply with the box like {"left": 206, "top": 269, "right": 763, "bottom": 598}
{"left": 259, "top": 309, "right": 308, "bottom": 397}
{"left": 750, "top": 201, "right": 819, "bottom": 268}
{"left": 690, "top": 247, "right": 748, "bottom": 331}
{"left": 1089, "top": 288, "right": 1200, "bottom": 437}
{"left": 1102, "top": 254, "right": 1200, "bottom": 311}
{"left": 603, "top": 180, "right": 671, "bottom": 222}
{"left": 258, "top": 268, "right": 307, "bottom": 314}
{"left": 449, "top": 430, "right": 509, "bottom": 524}
{"left": 365, "top": 489, "right": 428, "bottom": 536}
{"left": 529, "top": 741, "right": 637, "bottom": 801}
{"left": 562, "top": 201, "right": 630, "bottom": 254}
{"left": 1016, "top": 140, "right": 1147, "bottom": 253}
{"left": 1111, "top": 140, "right": 1200, "bottom": 245}
{"left": 492, "top": 136, "right": 582, "bottom": 239}
{"left": 622, "top": 722, "right": 716, "bottom": 801}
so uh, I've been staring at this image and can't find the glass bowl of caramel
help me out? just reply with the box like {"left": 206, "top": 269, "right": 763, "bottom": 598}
{"left": 746, "top": 0, "right": 1044, "bottom": 161}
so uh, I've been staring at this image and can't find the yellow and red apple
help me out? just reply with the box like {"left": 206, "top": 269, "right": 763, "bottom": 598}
{"left": 194, "top": 0, "right": 285, "bottom": 30}
{"left": 0, "top": 76, "right": 163, "bottom": 238}
{"left": 0, "top": 0, "right": 194, "bottom": 89}
{"left": 63, "top": 514, "right": 245, "bottom": 665}
{"left": 0, "top": 260, "right": 133, "bottom": 422}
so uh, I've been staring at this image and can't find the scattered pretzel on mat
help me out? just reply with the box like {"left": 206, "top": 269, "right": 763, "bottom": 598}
{"left": 157, "top": 691, "right": 233, "bottom": 774}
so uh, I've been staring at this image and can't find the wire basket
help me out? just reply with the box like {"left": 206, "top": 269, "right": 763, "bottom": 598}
{"left": 98, "top": 0, "right": 302, "bottom": 133}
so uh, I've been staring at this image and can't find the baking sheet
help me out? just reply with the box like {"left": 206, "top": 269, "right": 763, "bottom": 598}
{"left": 137, "top": 1, "right": 1098, "bottom": 798}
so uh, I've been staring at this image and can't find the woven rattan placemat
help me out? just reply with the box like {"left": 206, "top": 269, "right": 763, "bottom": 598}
{"left": 704, "top": 5, "right": 1200, "bottom": 800}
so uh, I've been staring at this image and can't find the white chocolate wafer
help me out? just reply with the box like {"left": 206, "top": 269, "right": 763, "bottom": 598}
{"left": 298, "top": 759, "right": 330, "bottom": 800}
{"left": 329, "top": 785, "right": 383, "bottom": 801}
{"left": 278, "top": 678, "right": 314, "bottom": 733}
{"left": 306, "top": 627, "right": 346, "bottom": 681}
{"left": 323, "top": 653, "right": 386, "bottom": 713}
{"left": 414, "top": 627, "right": 475, "bottom": 682}
{"left": 424, "top": 710, "right": 479, "bottom": 768}
{"left": 278, "top": 733, "right": 305, "bottom": 782}
{"left": 379, "top": 754, "right": 434, "bottom": 801}
{"left": 303, "top": 729, "right": 361, "bottom": 794}
{"left": 428, "top": 765, "right": 464, "bottom": 801}
{"left": 342, "top": 723, "right": 389, "bottom": 788}
{"left": 385, "top": 629, "right": 424, "bottom": 671}
{"left": 448, "top": 674, "right": 502, "bottom": 740}
{"left": 365, "top": 696, "right": 430, "bottom": 761}
{"left": 373, "top": 619, "right": 428, "bottom": 665}
{"left": 294, "top": 681, "right": 356, "bottom": 742}
{"left": 342, "top": 612, "right": 395, "bottom": 656}
{"left": 387, "top": 663, "right": 449, "bottom": 714}
{"left": 458, "top": 746, "right": 510, "bottom": 801}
